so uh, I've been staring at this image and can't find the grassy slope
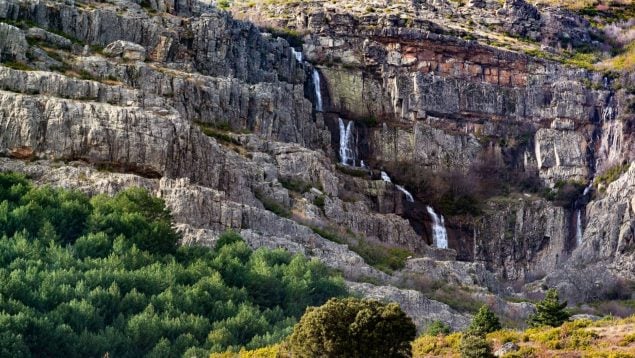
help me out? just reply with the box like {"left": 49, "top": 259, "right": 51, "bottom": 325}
{"left": 413, "top": 316, "right": 635, "bottom": 357}
{"left": 212, "top": 316, "right": 635, "bottom": 357}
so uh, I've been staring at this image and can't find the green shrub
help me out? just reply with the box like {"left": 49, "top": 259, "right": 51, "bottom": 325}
{"left": 336, "top": 164, "right": 368, "bottom": 178}
{"left": 595, "top": 163, "right": 629, "bottom": 188}
{"left": 313, "top": 195, "right": 326, "bottom": 210}
{"left": 468, "top": 305, "right": 502, "bottom": 336}
{"left": 459, "top": 334, "right": 493, "bottom": 358}
{"left": 310, "top": 225, "right": 344, "bottom": 243}
{"left": 412, "top": 333, "right": 462, "bottom": 357}
{"left": 287, "top": 298, "right": 416, "bottom": 357}
{"left": 502, "top": 346, "right": 536, "bottom": 358}
{"left": 198, "top": 123, "right": 242, "bottom": 146}
{"left": 425, "top": 320, "right": 452, "bottom": 336}
{"left": 280, "top": 178, "right": 312, "bottom": 193}
{"left": 254, "top": 191, "right": 290, "bottom": 218}
{"left": 1, "top": 61, "right": 33, "bottom": 71}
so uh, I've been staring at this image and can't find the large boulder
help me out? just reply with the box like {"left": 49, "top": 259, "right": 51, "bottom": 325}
{"left": 103, "top": 40, "right": 147, "bottom": 61}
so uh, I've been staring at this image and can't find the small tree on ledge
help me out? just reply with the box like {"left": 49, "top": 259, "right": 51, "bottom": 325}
{"left": 467, "top": 305, "right": 501, "bottom": 336}
{"left": 527, "top": 288, "right": 571, "bottom": 327}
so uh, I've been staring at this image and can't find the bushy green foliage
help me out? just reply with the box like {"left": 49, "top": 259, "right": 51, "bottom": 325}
{"left": 527, "top": 289, "right": 571, "bottom": 327}
{"left": 595, "top": 163, "right": 629, "bottom": 188}
{"left": 468, "top": 305, "right": 502, "bottom": 336}
{"left": 0, "top": 173, "right": 346, "bottom": 357}
{"left": 459, "top": 334, "right": 493, "bottom": 358}
{"left": 425, "top": 320, "right": 452, "bottom": 336}
{"left": 279, "top": 178, "right": 312, "bottom": 194}
{"left": 287, "top": 298, "right": 416, "bottom": 358}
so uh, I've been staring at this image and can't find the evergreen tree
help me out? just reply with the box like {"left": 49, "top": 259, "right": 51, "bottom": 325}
{"left": 527, "top": 289, "right": 571, "bottom": 327}
{"left": 467, "top": 305, "right": 501, "bottom": 336}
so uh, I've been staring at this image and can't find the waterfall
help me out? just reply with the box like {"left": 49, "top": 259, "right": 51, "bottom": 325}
{"left": 380, "top": 171, "right": 414, "bottom": 202}
{"left": 290, "top": 48, "right": 303, "bottom": 62}
{"left": 380, "top": 171, "right": 392, "bottom": 183}
{"left": 576, "top": 209, "right": 583, "bottom": 246}
{"left": 312, "top": 69, "right": 323, "bottom": 112}
{"left": 338, "top": 118, "right": 356, "bottom": 166}
{"left": 396, "top": 185, "right": 414, "bottom": 203}
{"left": 602, "top": 105, "right": 614, "bottom": 122}
{"left": 426, "top": 206, "right": 448, "bottom": 249}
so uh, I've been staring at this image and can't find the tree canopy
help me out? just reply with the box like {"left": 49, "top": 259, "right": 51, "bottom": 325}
{"left": 0, "top": 172, "right": 346, "bottom": 357}
{"left": 287, "top": 297, "right": 417, "bottom": 358}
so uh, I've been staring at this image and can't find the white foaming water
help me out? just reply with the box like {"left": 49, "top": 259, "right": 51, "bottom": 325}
{"left": 576, "top": 209, "right": 583, "bottom": 246}
{"left": 602, "top": 106, "right": 614, "bottom": 122}
{"left": 583, "top": 184, "right": 592, "bottom": 196}
{"left": 338, "top": 118, "right": 355, "bottom": 166}
{"left": 396, "top": 185, "right": 414, "bottom": 203}
{"left": 380, "top": 171, "right": 414, "bottom": 202}
{"left": 426, "top": 206, "right": 448, "bottom": 249}
{"left": 312, "top": 69, "right": 323, "bottom": 112}
{"left": 290, "top": 48, "right": 303, "bottom": 62}
{"left": 360, "top": 160, "right": 367, "bottom": 168}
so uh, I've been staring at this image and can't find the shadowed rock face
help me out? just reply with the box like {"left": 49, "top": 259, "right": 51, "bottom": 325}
{"left": 0, "top": 0, "right": 634, "bottom": 324}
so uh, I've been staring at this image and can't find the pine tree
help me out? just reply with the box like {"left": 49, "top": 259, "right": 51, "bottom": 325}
{"left": 527, "top": 288, "right": 571, "bottom": 327}
{"left": 467, "top": 305, "right": 501, "bottom": 336}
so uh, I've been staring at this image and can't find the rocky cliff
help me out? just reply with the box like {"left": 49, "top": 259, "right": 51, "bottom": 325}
{"left": 0, "top": 0, "right": 633, "bottom": 329}
{"left": 230, "top": 0, "right": 635, "bottom": 301}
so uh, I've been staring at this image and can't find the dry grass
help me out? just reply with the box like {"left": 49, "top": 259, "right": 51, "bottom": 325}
{"left": 599, "top": 43, "right": 635, "bottom": 71}
{"left": 531, "top": 0, "right": 634, "bottom": 10}
{"left": 411, "top": 316, "right": 635, "bottom": 357}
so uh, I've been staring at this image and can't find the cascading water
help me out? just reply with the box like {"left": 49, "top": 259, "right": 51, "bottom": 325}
{"left": 396, "top": 185, "right": 414, "bottom": 203}
{"left": 576, "top": 209, "right": 583, "bottom": 245}
{"left": 426, "top": 206, "right": 448, "bottom": 249}
{"left": 380, "top": 171, "right": 414, "bottom": 203}
{"left": 338, "top": 118, "right": 356, "bottom": 166}
{"left": 312, "top": 69, "right": 323, "bottom": 112}
{"left": 290, "top": 48, "right": 303, "bottom": 62}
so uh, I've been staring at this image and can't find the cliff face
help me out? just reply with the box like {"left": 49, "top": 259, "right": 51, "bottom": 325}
{"left": 0, "top": 0, "right": 633, "bottom": 327}
{"left": 228, "top": 0, "right": 635, "bottom": 301}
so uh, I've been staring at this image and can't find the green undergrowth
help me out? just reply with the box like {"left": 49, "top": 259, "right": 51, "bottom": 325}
{"left": 197, "top": 122, "right": 243, "bottom": 146}
{"left": 1, "top": 60, "right": 34, "bottom": 71}
{"left": 254, "top": 190, "right": 291, "bottom": 218}
{"left": 279, "top": 178, "right": 313, "bottom": 194}
{"left": 335, "top": 164, "right": 368, "bottom": 178}
{"left": 595, "top": 163, "right": 629, "bottom": 189}
{"left": 308, "top": 224, "right": 412, "bottom": 273}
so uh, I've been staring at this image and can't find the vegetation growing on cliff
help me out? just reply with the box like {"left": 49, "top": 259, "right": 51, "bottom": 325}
{"left": 0, "top": 172, "right": 346, "bottom": 357}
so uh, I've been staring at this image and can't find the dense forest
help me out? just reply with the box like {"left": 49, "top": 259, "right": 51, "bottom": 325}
{"left": 0, "top": 173, "right": 346, "bottom": 357}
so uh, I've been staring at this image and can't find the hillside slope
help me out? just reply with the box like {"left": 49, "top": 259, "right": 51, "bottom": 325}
{"left": 0, "top": 0, "right": 634, "bottom": 334}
